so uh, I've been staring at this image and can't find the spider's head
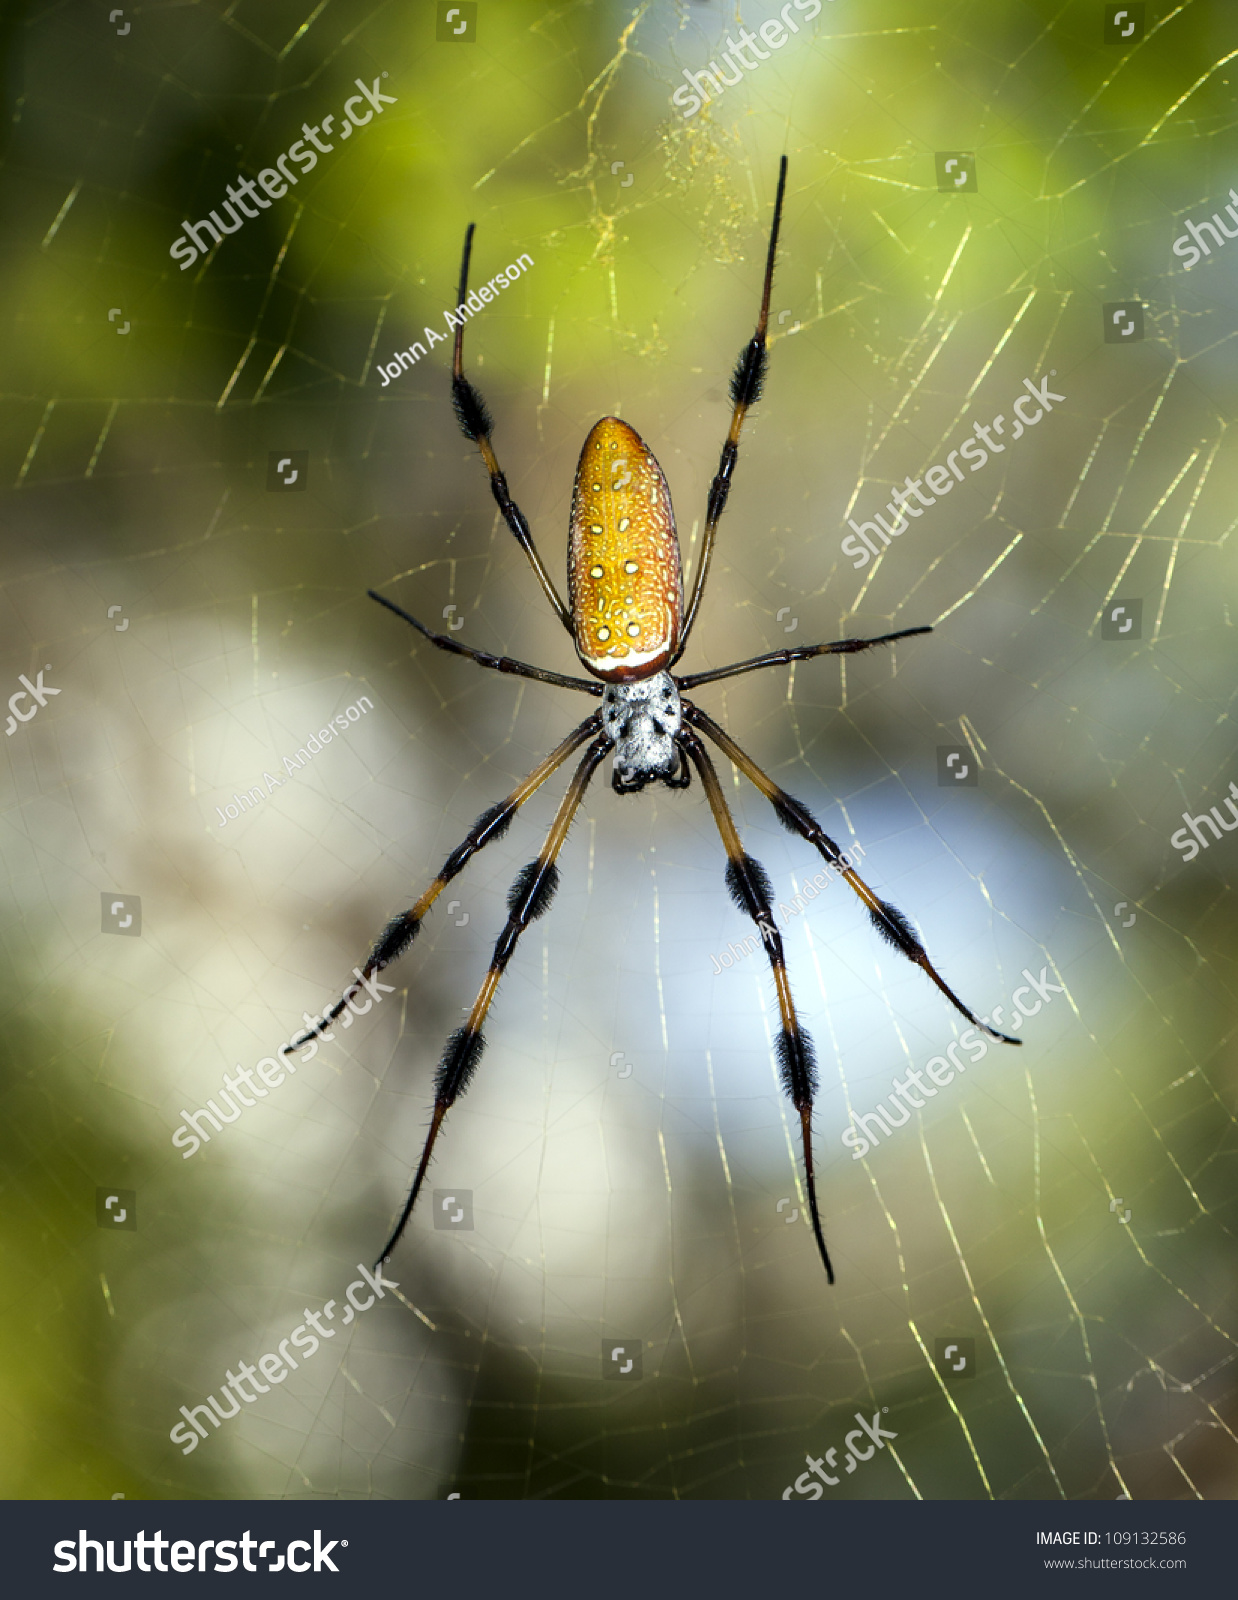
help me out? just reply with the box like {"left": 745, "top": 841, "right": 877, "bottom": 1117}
{"left": 602, "top": 672, "right": 687, "bottom": 795}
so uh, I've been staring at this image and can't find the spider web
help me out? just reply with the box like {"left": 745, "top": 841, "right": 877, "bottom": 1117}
{"left": 2, "top": 0, "right": 1236, "bottom": 1500}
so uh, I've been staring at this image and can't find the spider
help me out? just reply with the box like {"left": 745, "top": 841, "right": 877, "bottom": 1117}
{"left": 287, "top": 157, "right": 1019, "bottom": 1283}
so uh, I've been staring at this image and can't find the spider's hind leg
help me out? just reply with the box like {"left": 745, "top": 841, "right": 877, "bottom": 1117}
{"left": 285, "top": 712, "right": 603, "bottom": 1053}
{"left": 374, "top": 733, "right": 610, "bottom": 1265}
{"left": 679, "top": 726, "right": 834, "bottom": 1284}
{"left": 686, "top": 701, "right": 1022, "bottom": 1048}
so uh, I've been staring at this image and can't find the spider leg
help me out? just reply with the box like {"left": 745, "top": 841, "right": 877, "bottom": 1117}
{"left": 676, "top": 626, "right": 932, "bottom": 691}
{"left": 449, "top": 224, "right": 574, "bottom": 636}
{"left": 685, "top": 702, "right": 1022, "bottom": 1048}
{"left": 679, "top": 725, "right": 834, "bottom": 1284}
{"left": 369, "top": 589, "right": 601, "bottom": 696}
{"left": 374, "top": 732, "right": 611, "bottom": 1264}
{"left": 674, "top": 155, "right": 788, "bottom": 664}
{"left": 285, "top": 711, "right": 604, "bottom": 1053}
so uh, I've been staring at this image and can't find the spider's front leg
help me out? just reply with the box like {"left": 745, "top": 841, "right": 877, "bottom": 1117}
{"left": 374, "top": 733, "right": 611, "bottom": 1265}
{"left": 450, "top": 223, "right": 574, "bottom": 636}
{"left": 675, "top": 625, "right": 933, "bottom": 691}
{"left": 678, "top": 726, "right": 834, "bottom": 1283}
{"left": 368, "top": 589, "right": 603, "bottom": 696}
{"left": 674, "top": 156, "right": 788, "bottom": 662}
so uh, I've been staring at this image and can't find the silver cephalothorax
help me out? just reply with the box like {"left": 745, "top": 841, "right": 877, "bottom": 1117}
{"left": 602, "top": 671, "right": 687, "bottom": 794}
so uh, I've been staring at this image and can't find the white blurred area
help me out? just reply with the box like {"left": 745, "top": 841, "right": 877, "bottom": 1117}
{"left": 4, "top": 573, "right": 1119, "bottom": 1496}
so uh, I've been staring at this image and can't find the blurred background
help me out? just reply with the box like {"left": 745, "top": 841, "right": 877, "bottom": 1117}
{"left": 0, "top": 0, "right": 1235, "bottom": 1499}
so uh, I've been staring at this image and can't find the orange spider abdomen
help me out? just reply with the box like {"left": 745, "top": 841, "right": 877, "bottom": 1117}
{"left": 567, "top": 417, "right": 683, "bottom": 682}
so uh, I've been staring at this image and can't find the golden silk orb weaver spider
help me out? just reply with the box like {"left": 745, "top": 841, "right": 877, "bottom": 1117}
{"left": 287, "top": 157, "right": 1020, "bottom": 1282}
